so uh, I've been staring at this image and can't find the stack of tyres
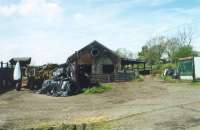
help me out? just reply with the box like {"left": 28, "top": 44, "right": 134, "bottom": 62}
{"left": 38, "top": 80, "right": 75, "bottom": 97}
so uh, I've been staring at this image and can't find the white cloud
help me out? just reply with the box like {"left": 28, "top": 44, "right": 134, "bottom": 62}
{"left": 85, "top": 0, "right": 174, "bottom": 6}
{"left": 0, "top": 5, "right": 17, "bottom": 16}
{"left": 0, "top": 0, "right": 62, "bottom": 20}
{"left": 0, "top": 0, "right": 200, "bottom": 65}
{"left": 73, "top": 13, "right": 85, "bottom": 21}
{"left": 145, "top": 0, "right": 174, "bottom": 6}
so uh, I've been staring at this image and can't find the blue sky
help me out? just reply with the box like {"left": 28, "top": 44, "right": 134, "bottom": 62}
{"left": 0, "top": 0, "right": 200, "bottom": 65}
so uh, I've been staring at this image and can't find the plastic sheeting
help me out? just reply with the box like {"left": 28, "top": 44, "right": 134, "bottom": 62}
{"left": 38, "top": 80, "right": 73, "bottom": 97}
{"left": 13, "top": 62, "right": 21, "bottom": 81}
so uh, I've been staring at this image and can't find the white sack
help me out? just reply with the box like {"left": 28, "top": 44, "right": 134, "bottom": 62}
{"left": 13, "top": 62, "right": 21, "bottom": 81}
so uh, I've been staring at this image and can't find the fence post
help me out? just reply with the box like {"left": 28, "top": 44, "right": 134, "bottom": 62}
{"left": 1, "top": 62, "right": 3, "bottom": 68}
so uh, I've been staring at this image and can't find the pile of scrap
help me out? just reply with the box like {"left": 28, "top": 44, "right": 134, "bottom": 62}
{"left": 23, "top": 64, "right": 60, "bottom": 90}
{"left": 37, "top": 64, "right": 78, "bottom": 97}
{"left": 38, "top": 80, "right": 75, "bottom": 97}
{"left": 37, "top": 64, "right": 59, "bottom": 80}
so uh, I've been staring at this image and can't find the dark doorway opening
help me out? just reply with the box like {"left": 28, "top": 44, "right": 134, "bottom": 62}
{"left": 103, "top": 65, "right": 114, "bottom": 74}
{"left": 78, "top": 64, "right": 92, "bottom": 75}
{"left": 77, "top": 64, "right": 92, "bottom": 88}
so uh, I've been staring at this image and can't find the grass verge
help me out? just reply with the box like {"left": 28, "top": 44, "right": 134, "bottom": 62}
{"left": 191, "top": 81, "right": 200, "bottom": 87}
{"left": 160, "top": 76, "right": 177, "bottom": 83}
{"left": 82, "top": 84, "right": 113, "bottom": 94}
{"left": 136, "top": 75, "right": 144, "bottom": 82}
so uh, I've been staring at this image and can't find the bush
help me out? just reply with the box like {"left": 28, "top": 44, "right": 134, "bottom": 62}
{"left": 162, "top": 76, "right": 172, "bottom": 81}
{"left": 191, "top": 81, "right": 200, "bottom": 87}
{"left": 82, "top": 84, "right": 112, "bottom": 94}
{"left": 161, "top": 63, "right": 176, "bottom": 70}
{"left": 136, "top": 75, "right": 144, "bottom": 82}
{"left": 152, "top": 64, "right": 162, "bottom": 70}
{"left": 152, "top": 69, "right": 163, "bottom": 75}
{"left": 151, "top": 63, "right": 177, "bottom": 76}
{"left": 161, "top": 76, "right": 176, "bottom": 83}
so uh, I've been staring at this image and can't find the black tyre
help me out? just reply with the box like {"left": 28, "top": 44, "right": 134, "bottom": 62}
{"left": 28, "top": 80, "right": 34, "bottom": 90}
{"left": 16, "top": 82, "right": 21, "bottom": 91}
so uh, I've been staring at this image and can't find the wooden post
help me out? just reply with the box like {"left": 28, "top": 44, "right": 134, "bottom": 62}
{"left": 75, "top": 51, "right": 79, "bottom": 82}
{"left": 192, "top": 56, "right": 196, "bottom": 81}
{"left": 1, "top": 62, "right": 3, "bottom": 68}
{"left": 131, "top": 64, "right": 133, "bottom": 71}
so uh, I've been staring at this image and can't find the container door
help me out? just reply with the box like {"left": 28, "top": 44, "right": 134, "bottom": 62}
{"left": 194, "top": 57, "right": 200, "bottom": 80}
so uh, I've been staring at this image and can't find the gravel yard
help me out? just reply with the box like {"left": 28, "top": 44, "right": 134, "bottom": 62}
{"left": 1, "top": 76, "right": 200, "bottom": 130}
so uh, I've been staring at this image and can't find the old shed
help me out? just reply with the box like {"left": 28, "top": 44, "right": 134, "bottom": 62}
{"left": 67, "top": 41, "right": 146, "bottom": 83}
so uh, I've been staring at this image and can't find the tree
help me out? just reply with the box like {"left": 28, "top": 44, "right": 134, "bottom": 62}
{"left": 172, "top": 45, "right": 193, "bottom": 63}
{"left": 138, "top": 36, "right": 167, "bottom": 64}
{"left": 170, "top": 27, "right": 194, "bottom": 62}
{"left": 177, "top": 27, "right": 193, "bottom": 45}
{"left": 116, "top": 48, "right": 134, "bottom": 59}
{"left": 165, "top": 37, "right": 180, "bottom": 62}
{"left": 138, "top": 27, "right": 194, "bottom": 64}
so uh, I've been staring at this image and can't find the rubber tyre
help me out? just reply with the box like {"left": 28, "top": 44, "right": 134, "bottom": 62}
{"left": 16, "top": 82, "right": 21, "bottom": 91}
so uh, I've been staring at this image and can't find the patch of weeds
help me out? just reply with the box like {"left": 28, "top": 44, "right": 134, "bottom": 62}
{"left": 161, "top": 76, "right": 172, "bottom": 81}
{"left": 161, "top": 63, "right": 176, "bottom": 70}
{"left": 58, "top": 124, "right": 78, "bottom": 130}
{"left": 35, "top": 123, "right": 56, "bottom": 130}
{"left": 82, "top": 84, "right": 112, "bottom": 94}
{"left": 191, "top": 81, "right": 200, "bottom": 87}
{"left": 152, "top": 69, "right": 163, "bottom": 75}
{"left": 161, "top": 76, "right": 176, "bottom": 83}
{"left": 136, "top": 75, "right": 144, "bottom": 82}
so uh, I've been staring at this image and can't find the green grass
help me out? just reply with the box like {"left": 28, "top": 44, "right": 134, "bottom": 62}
{"left": 136, "top": 75, "right": 144, "bottom": 82}
{"left": 160, "top": 75, "right": 177, "bottom": 83}
{"left": 21, "top": 122, "right": 111, "bottom": 130}
{"left": 191, "top": 81, "right": 200, "bottom": 87}
{"left": 161, "top": 76, "right": 172, "bottom": 81}
{"left": 82, "top": 84, "right": 113, "bottom": 94}
{"left": 160, "top": 75, "right": 196, "bottom": 84}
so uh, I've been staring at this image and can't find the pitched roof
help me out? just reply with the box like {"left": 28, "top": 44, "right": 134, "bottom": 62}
{"left": 178, "top": 56, "right": 193, "bottom": 61}
{"left": 9, "top": 57, "right": 31, "bottom": 66}
{"left": 67, "top": 40, "right": 119, "bottom": 62}
{"left": 121, "top": 58, "right": 146, "bottom": 65}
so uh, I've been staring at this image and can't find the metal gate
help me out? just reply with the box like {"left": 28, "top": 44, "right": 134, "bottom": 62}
{"left": 0, "top": 62, "right": 14, "bottom": 91}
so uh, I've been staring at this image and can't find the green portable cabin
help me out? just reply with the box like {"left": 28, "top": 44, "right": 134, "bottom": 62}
{"left": 178, "top": 56, "right": 200, "bottom": 80}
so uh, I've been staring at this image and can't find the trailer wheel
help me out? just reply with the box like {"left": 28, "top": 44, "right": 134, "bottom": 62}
{"left": 16, "top": 82, "right": 21, "bottom": 91}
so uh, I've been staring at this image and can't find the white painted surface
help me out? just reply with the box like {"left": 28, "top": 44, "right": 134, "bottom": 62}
{"left": 194, "top": 57, "right": 200, "bottom": 79}
{"left": 13, "top": 62, "right": 21, "bottom": 81}
{"left": 180, "top": 76, "right": 193, "bottom": 80}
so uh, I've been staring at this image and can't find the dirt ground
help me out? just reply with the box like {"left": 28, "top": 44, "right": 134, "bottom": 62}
{"left": 1, "top": 76, "right": 200, "bottom": 130}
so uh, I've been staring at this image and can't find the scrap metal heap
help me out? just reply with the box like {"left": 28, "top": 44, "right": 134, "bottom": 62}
{"left": 36, "top": 60, "right": 89, "bottom": 97}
